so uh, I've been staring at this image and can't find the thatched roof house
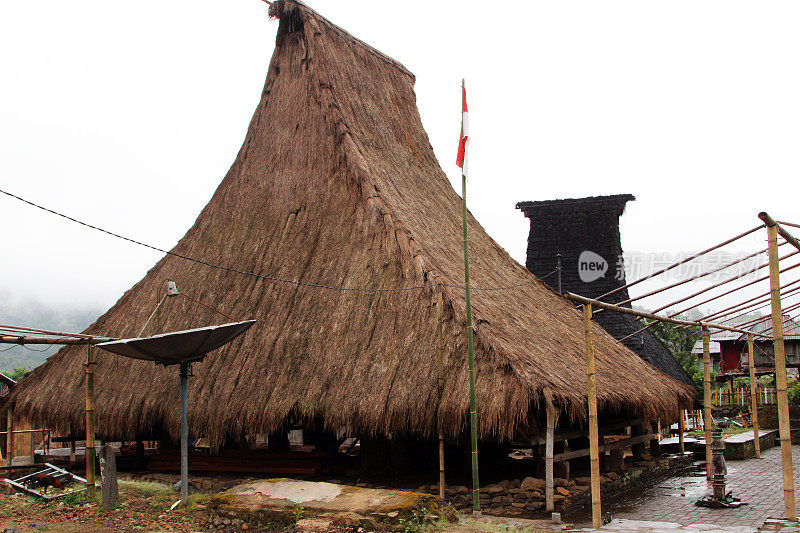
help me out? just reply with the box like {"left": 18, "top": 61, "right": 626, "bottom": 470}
{"left": 516, "top": 195, "right": 696, "bottom": 389}
{"left": 5, "top": 1, "right": 694, "bottom": 449}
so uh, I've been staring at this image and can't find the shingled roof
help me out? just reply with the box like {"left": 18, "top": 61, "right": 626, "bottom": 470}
{"left": 5, "top": 2, "right": 694, "bottom": 449}
{"left": 517, "top": 195, "right": 697, "bottom": 389}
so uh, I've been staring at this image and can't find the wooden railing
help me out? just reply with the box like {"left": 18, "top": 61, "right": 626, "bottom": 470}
{"left": 711, "top": 386, "right": 776, "bottom": 407}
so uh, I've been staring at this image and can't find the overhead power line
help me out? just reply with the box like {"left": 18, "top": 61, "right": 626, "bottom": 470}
{"left": 0, "top": 188, "right": 549, "bottom": 293}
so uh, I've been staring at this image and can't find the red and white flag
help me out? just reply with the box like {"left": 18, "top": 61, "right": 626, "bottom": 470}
{"left": 456, "top": 82, "right": 469, "bottom": 178}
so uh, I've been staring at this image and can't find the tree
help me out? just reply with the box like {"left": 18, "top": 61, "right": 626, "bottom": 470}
{"left": 8, "top": 366, "right": 30, "bottom": 381}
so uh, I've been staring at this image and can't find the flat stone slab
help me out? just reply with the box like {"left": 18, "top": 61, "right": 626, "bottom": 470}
{"left": 211, "top": 478, "right": 434, "bottom": 517}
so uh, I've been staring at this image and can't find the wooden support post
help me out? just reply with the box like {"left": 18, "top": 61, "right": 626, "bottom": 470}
{"left": 100, "top": 444, "right": 119, "bottom": 509}
{"left": 702, "top": 327, "right": 713, "bottom": 480}
{"left": 545, "top": 404, "right": 556, "bottom": 513}
{"left": 436, "top": 291, "right": 446, "bottom": 501}
{"left": 5, "top": 404, "right": 13, "bottom": 466}
{"left": 747, "top": 335, "right": 761, "bottom": 458}
{"left": 678, "top": 410, "right": 685, "bottom": 454}
{"left": 765, "top": 220, "right": 797, "bottom": 519}
{"left": 86, "top": 343, "right": 96, "bottom": 495}
{"left": 583, "top": 304, "right": 602, "bottom": 530}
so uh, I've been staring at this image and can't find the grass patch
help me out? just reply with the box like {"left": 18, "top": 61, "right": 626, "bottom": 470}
{"left": 117, "top": 479, "right": 211, "bottom": 512}
{"left": 456, "top": 516, "right": 552, "bottom": 533}
{"left": 687, "top": 426, "right": 751, "bottom": 439}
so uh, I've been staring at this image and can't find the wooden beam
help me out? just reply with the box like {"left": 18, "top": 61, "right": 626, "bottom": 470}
{"left": 5, "top": 405, "right": 13, "bottom": 467}
{"left": 85, "top": 344, "right": 96, "bottom": 495}
{"left": 436, "top": 290, "right": 446, "bottom": 501}
{"left": 551, "top": 433, "right": 656, "bottom": 462}
{"left": 545, "top": 404, "right": 556, "bottom": 512}
{"left": 678, "top": 411, "right": 685, "bottom": 454}
{"left": 584, "top": 304, "right": 602, "bottom": 530}
{"left": 526, "top": 418, "right": 644, "bottom": 445}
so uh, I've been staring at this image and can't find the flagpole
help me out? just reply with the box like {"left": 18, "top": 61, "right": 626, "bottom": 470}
{"left": 459, "top": 78, "right": 481, "bottom": 516}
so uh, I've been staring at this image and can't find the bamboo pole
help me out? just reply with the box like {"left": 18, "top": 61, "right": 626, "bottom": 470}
{"left": 747, "top": 335, "right": 761, "bottom": 459}
{"left": 5, "top": 405, "right": 13, "bottom": 467}
{"left": 762, "top": 212, "right": 800, "bottom": 253}
{"left": 678, "top": 411, "right": 685, "bottom": 454}
{"left": 459, "top": 80, "right": 480, "bottom": 516}
{"left": 584, "top": 304, "right": 602, "bottom": 529}
{"left": 764, "top": 219, "right": 797, "bottom": 519}
{"left": 595, "top": 225, "right": 761, "bottom": 301}
{"left": 436, "top": 290, "right": 446, "bottom": 501}
{"left": 545, "top": 404, "right": 556, "bottom": 512}
{"left": 702, "top": 327, "right": 713, "bottom": 480}
{"left": 86, "top": 343, "right": 96, "bottom": 495}
{"left": 564, "top": 293, "right": 769, "bottom": 337}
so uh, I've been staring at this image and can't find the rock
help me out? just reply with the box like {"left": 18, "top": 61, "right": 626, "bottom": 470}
{"left": 552, "top": 494, "right": 565, "bottom": 503}
{"left": 574, "top": 477, "right": 592, "bottom": 486}
{"left": 525, "top": 490, "right": 542, "bottom": 499}
{"left": 556, "top": 487, "right": 570, "bottom": 496}
{"left": 510, "top": 479, "right": 521, "bottom": 489}
{"left": 525, "top": 502, "right": 543, "bottom": 511}
{"left": 508, "top": 488, "right": 523, "bottom": 495}
{"left": 511, "top": 502, "right": 526, "bottom": 508}
{"left": 553, "top": 478, "right": 570, "bottom": 488}
{"left": 498, "top": 479, "right": 511, "bottom": 490}
{"left": 455, "top": 485, "right": 469, "bottom": 495}
{"left": 520, "top": 477, "right": 545, "bottom": 491}
{"left": 490, "top": 496, "right": 503, "bottom": 504}
{"left": 296, "top": 519, "right": 334, "bottom": 532}
{"left": 486, "top": 484, "right": 505, "bottom": 494}
{"left": 357, "top": 518, "right": 376, "bottom": 530}
{"left": 605, "top": 471, "right": 619, "bottom": 480}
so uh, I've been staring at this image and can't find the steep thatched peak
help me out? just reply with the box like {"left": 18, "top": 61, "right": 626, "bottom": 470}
{"left": 268, "top": 0, "right": 414, "bottom": 79}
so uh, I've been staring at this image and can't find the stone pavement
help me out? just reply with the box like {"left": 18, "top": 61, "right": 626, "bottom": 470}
{"left": 597, "top": 444, "right": 800, "bottom": 530}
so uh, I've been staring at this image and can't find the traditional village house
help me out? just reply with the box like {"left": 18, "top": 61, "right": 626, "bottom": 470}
{"left": 3, "top": 2, "right": 694, "bottom": 481}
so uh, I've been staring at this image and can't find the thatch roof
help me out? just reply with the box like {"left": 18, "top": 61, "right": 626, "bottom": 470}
{"left": 4, "top": 1, "right": 694, "bottom": 448}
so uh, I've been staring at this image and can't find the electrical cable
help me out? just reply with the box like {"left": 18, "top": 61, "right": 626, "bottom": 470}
{"left": 0, "top": 188, "right": 550, "bottom": 294}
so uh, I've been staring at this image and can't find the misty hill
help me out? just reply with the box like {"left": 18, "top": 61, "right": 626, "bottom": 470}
{"left": 0, "top": 290, "right": 102, "bottom": 373}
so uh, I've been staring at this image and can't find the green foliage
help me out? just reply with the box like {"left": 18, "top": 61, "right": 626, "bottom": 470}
{"left": 291, "top": 503, "right": 306, "bottom": 522}
{"left": 789, "top": 381, "right": 800, "bottom": 406}
{"left": 8, "top": 366, "right": 30, "bottom": 381}
{"left": 645, "top": 317, "right": 705, "bottom": 389}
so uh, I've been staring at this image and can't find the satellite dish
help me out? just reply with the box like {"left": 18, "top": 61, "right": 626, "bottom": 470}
{"left": 96, "top": 320, "right": 256, "bottom": 365}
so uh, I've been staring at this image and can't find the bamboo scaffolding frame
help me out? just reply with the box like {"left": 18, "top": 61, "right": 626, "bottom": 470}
{"left": 596, "top": 226, "right": 761, "bottom": 301}
{"left": 646, "top": 251, "right": 800, "bottom": 316}
{"left": 762, "top": 213, "right": 800, "bottom": 253}
{"left": 648, "top": 259, "right": 800, "bottom": 321}
{"left": 0, "top": 336, "right": 113, "bottom": 345}
{"left": 564, "top": 293, "right": 770, "bottom": 337}
{"left": 700, "top": 279, "right": 800, "bottom": 323}
{"left": 610, "top": 245, "right": 778, "bottom": 308}
{"left": 0, "top": 324, "right": 102, "bottom": 340}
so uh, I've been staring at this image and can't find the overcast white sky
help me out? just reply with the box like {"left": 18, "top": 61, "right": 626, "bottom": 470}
{"left": 1, "top": 0, "right": 799, "bottom": 319}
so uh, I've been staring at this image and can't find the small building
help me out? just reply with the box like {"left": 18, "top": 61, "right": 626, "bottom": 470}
{"left": 692, "top": 315, "right": 800, "bottom": 380}
{"left": 0, "top": 372, "right": 15, "bottom": 397}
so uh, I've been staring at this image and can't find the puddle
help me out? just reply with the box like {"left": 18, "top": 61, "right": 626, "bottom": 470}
{"left": 604, "top": 463, "right": 711, "bottom": 514}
